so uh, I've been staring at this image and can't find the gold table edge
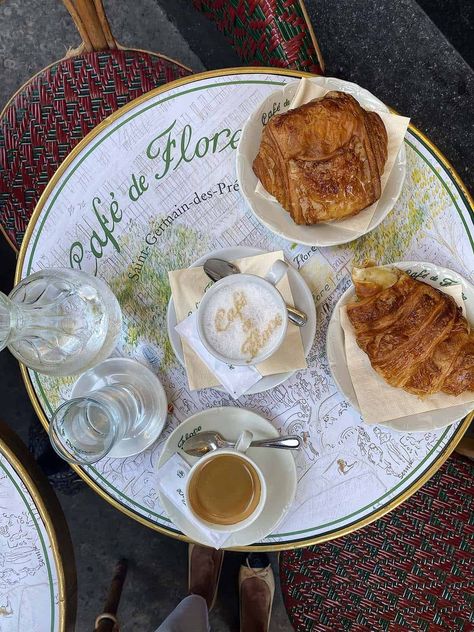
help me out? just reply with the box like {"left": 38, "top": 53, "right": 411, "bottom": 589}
{"left": 15, "top": 66, "right": 474, "bottom": 551}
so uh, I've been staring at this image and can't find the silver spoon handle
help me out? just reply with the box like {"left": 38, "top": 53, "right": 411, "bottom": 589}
{"left": 287, "top": 306, "right": 307, "bottom": 327}
{"left": 250, "top": 435, "right": 301, "bottom": 450}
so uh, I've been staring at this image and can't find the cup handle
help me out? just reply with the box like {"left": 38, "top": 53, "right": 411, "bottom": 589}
{"left": 235, "top": 430, "right": 253, "bottom": 453}
{"left": 264, "top": 260, "right": 289, "bottom": 287}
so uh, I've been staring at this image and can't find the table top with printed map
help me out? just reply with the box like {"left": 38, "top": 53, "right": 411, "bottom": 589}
{"left": 0, "top": 421, "right": 75, "bottom": 631}
{"left": 15, "top": 69, "right": 474, "bottom": 550}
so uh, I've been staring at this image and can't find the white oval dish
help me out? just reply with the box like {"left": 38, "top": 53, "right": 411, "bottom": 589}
{"left": 236, "top": 76, "right": 406, "bottom": 247}
{"left": 327, "top": 261, "right": 474, "bottom": 432}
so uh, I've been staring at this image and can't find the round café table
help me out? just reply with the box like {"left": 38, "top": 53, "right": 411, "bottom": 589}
{"left": 15, "top": 68, "right": 473, "bottom": 550}
{"left": 0, "top": 421, "right": 76, "bottom": 630}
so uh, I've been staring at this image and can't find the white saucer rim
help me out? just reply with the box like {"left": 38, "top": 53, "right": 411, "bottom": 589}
{"left": 72, "top": 357, "right": 168, "bottom": 458}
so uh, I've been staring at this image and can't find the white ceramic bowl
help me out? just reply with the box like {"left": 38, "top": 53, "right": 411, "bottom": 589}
{"left": 236, "top": 76, "right": 407, "bottom": 247}
{"left": 157, "top": 407, "right": 297, "bottom": 547}
{"left": 167, "top": 246, "right": 317, "bottom": 395}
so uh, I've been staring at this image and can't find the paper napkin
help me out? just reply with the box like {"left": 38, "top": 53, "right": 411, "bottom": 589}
{"left": 157, "top": 453, "right": 230, "bottom": 548}
{"left": 340, "top": 284, "right": 474, "bottom": 424}
{"left": 255, "top": 77, "right": 410, "bottom": 234}
{"left": 168, "top": 251, "right": 307, "bottom": 390}
{"left": 175, "top": 312, "right": 261, "bottom": 399}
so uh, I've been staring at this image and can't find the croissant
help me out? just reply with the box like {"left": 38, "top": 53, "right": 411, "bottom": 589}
{"left": 346, "top": 264, "right": 474, "bottom": 396}
{"left": 253, "top": 91, "right": 388, "bottom": 224}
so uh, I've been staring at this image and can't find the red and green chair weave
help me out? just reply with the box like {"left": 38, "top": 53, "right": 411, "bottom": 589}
{"left": 0, "top": 49, "right": 190, "bottom": 250}
{"left": 192, "top": 0, "right": 324, "bottom": 73}
{"left": 279, "top": 452, "right": 474, "bottom": 631}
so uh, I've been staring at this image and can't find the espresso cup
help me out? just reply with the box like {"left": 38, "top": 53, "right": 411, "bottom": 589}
{"left": 185, "top": 431, "right": 267, "bottom": 533}
{"left": 197, "top": 260, "right": 289, "bottom": 365}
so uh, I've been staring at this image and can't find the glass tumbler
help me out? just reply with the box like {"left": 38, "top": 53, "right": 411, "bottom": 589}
{"left": 49, "top": 358, "right": 168, "bottom": 464}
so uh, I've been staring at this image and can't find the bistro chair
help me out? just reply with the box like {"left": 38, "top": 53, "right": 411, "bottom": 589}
{"left": 0, "top": 0, "right": 324, "bottom": 251}
{"left": 192, "top": 0, "right": 324, "bottom": 73}
{"left": 279, "top": 452, "right": 474, "bottom": 631}
{"left": 0, "top": 0, "right": 189, "bottom": 251}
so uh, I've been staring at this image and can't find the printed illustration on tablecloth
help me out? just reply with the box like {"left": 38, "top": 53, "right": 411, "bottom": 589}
{"left": 21, "top": 74, "right": 474, "bottom": 544}
{"left": 0, "top": 454, "right": 59, "bottom": 631}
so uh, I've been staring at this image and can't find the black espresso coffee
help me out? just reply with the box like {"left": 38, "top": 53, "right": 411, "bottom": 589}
{"left": 188, "top": 454, "right": 261, "bottom": 525}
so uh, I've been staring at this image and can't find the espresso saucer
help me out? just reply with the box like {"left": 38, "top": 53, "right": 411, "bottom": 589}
{"left": 167, "top": 246, "right": 316, "bottom": 394}
{"left": 157, "top": 407, "right": 297, "bottom": 548}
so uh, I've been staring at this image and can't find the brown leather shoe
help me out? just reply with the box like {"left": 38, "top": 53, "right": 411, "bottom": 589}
{"left": 239, "top": 553, "right": 275, "bottom": 632}
{"left": 188, "top": 544, "right": 224, "bottom": 611}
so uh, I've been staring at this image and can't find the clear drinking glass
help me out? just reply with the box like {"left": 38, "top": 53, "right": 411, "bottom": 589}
{"left": 0, "top": 268, "right": 122, "bottom": 376}
{"left": 49, "top": 358, "right": 168, "bottom": 464}
{"left": 50, "top": 385, "right": 137, "bottom": 464}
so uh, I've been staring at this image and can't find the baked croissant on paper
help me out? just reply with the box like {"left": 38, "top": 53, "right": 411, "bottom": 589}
{"left": 346, "top": 264, "right": 474, "bottom": 396}
{"left": 253, "top": 91, "right": 388, "bottom": 224}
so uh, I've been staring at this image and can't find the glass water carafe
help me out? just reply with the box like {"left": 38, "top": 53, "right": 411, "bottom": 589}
{"left": 0, "top": 269, "right": 122, "bottom": 376}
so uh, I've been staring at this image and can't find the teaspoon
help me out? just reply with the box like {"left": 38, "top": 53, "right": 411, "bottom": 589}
{"left": 182, "top": 430, "right": 301, "bottom": 457}
{"left": 203, "top": 258, "right": 307, "bottom": 327}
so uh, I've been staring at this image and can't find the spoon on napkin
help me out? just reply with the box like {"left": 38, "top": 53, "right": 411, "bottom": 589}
{"left": 183, "top": 430, "right": 301, "bottom": 457}
{"left": 203, "top": 258, "right": 308, "bottom": 327}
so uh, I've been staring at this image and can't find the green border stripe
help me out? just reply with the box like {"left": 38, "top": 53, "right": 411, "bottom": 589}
{"left": 272, "top": 427, "right": 451, "bottom": 537}
{"left": 416, "top": 139, "right": 474, "bottom": 223}
{"left": 31, "top": 372, "right": 172, "bottom": 523}
{"left": 26, "top": 77, "right": 474, "bottom": 542}
{"left": 271, "top": 421, "right": 467, "bottom": 542}
{"left": 0, "top": 456, "right": 56, "bottom": 631}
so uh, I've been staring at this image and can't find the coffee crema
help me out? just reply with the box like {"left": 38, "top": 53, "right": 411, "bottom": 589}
{"left": 201, "top": 282, "right": 285, "bottom": 362}
{"left": 187, "top": 454, "right": 261, "bottom": 525}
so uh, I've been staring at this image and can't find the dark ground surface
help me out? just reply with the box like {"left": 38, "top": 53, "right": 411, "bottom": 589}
{"left": 0, "top": 1, "right": 472, "bottom": 630}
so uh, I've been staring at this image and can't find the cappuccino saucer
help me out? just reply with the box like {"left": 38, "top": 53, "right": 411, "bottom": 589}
{"left": 167, "top": 246, "right": 316, "bottom": 394}
{"left": 157, "top": 407, "right": 297, "bottom": 548}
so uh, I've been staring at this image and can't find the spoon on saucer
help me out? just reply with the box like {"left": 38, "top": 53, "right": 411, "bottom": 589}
{"left": 182, "top": 430, "right": 301, "bottom": 457}
{"left": 203, "top": 258, "right": 308, "bottom": 327}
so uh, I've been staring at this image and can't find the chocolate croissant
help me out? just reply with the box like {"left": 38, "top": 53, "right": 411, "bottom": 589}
{"left": 346, "top": 264, "right": 474, "bottom": 396}
{"left": 253, "top": 91, "right": 388, "bottom": 224}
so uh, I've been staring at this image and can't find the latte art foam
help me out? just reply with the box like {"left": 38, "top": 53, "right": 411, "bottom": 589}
{"left": 202, "top": 283, "right": 285, "bottom": 362}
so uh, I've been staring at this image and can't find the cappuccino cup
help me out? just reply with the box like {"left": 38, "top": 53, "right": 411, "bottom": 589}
{"left": 197, "top": 260, "right": 289, "bottom": 365}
